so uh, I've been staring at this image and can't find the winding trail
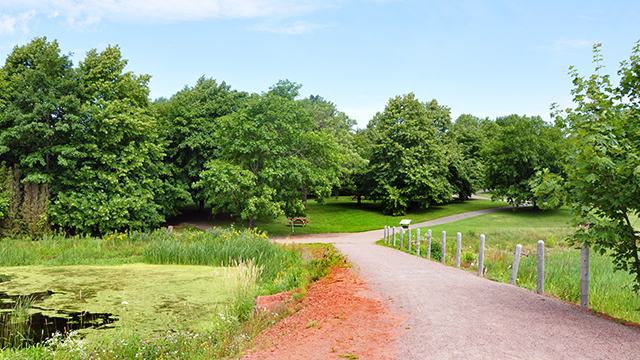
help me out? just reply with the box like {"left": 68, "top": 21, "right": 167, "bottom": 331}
{"left": 270, "top": 206, "right": 640, "bottom": 359}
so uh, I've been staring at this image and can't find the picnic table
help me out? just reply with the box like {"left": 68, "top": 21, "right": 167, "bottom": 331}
{"left": 288, "top": 217, "right": 309, "bottom": 226}
{"left": 288, "top": 217, "right": 309, "bottom": 233}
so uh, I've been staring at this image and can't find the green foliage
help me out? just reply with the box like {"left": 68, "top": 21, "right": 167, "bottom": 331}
{"left": 553, "top": 41, "right": 640, "bottom": 291}
{"left": 19, "top": 182, "right": 50, "bottom": 238}
{"left": 0, "top": 38, "right": 176, "bottom": 235}
{"left": 448, "top": 114, "right": 488, "bottom": 199}
{"left": 300, "top": 95, "right": 367, "bottom": 205}
{"left": 195, "top": 160, "right": 283, "bottom": 229}
{"left": 49, "top": 45, "right": 169, "bottom": 234}
{"left": 198, "top": 81, "right": 345, "bottom": 228}
{"left": 529, "top": 168, "right": 566, "bottom": 209}
{"left": 482, "top": 114, "right": 566, "bottom": 206}
{"left": 0, "top": 165, "right": 50, "bottom": 239}
{"left": 366, "top": 94, "right": 455, "bottom": 215}
{"left": 0, "top": 163, "right": 13, "bottom": 220}
{"left": 158, "top": 77, "right": 247, "bottom": 210}
{"left": 0, "top": 37, "right": 78, "bottom": 183}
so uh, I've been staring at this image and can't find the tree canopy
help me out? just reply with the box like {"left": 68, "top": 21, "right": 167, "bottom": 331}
{"left": 158, "top": 77, "right": 248, "bottom": 210}
{"left": 482, "top": 114, "right": 566, "bottom": 206}
{"left": 196, "top": 81, "right": 345, "bottom": 228}
{"left": 365, "top": 94, "right": 455, "bottom": 215}
{"left": 0, "top": 38, "right": 175, "bottom": 234}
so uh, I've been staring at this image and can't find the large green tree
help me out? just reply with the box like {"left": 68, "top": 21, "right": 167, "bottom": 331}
{"left": 196, "top": 81, "right": 344, "bottom": 228}
{"left": 482, "top": 114, "right": 566, "bottom": 206}
{"left": 447, "top": 114, "right": 488, "bottom": 199}
{"left": 48, "top": 45, "right": 173, "bottom": 234}
{"left": 0, "top": 37, "right": 79, "bottom": 184}
{"left": 159, "top": 77, "right": 248, "bottom": 211}
{"left": 0, "top": 38, "right": 178, "bottom": 235}
{"left": 300, "top": 95, "right": 366, "bottom": 205}
{"left": 366, "top": 94, "right": 454, "bottom": 215}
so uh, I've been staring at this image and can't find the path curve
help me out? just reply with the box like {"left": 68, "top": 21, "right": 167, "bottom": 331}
{"left": 272, "top": 206, "right": 640, "bottom": 359}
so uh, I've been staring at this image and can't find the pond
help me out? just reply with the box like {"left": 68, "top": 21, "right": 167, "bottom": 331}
{"left": 0, "top": 264, "right": 235, "bottom": 344}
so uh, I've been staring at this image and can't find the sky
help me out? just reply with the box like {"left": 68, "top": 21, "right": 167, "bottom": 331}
{"left": 0, "top": 0, "right": 639, "bottom": 129}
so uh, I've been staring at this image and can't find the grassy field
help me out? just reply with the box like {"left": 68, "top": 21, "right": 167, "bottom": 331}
{"left": 418, "top": 207, "right": 574, "bottom": 251}
{"left": 381, "top": 207, "right": 640, "bottom": 325}
{"left": 184, "top": 197, "right": 511, "bottom": 236}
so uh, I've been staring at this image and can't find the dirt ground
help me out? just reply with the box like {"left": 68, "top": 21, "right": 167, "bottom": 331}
{"left": 242, "top": 266, "right": 405, "bottom": 360}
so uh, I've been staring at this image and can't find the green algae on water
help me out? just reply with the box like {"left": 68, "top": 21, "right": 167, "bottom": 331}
{"left": 0, "top": 264, "right": 237, "bottom": 340}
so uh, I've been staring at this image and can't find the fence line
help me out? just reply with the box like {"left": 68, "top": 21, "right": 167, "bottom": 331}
{"left": 381, "top": 225, "right": 557, "bottom": 298}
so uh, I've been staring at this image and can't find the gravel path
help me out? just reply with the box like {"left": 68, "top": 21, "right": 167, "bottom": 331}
{"left": 275, "top": 207, "right": 640, "bottom": 359}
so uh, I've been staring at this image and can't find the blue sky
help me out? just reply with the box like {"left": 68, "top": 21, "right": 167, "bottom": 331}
{"left": 1, "top": 0, "right": 639, "bottom": 128}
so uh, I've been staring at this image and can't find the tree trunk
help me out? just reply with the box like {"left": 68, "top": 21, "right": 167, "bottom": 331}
{"left": 357, "top": 194, "right": 362, "bottom": 204}
{"left": 247, "top": 217, "right": 255, "bottom": 230}
{"left": 302, "top": 187, "right": 308, "bottom": 209}
{"left": 198, "top": 200, "right": 204, "bottom": 212}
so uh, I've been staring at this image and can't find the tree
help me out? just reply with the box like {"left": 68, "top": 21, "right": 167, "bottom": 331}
{"left": 0, "top": 37, "right": 79, "bottom": 185}
{"left": 447, "top": 114, "right": 488, "bottom": 199}
{"left": 300, "top": 95, "right": 366, "bottom": 205}
{"left": 196, "top": 81, "right": 344, "bottom": 229}
{"left": 536, "top": 42, "right": 640, "bottom": 290}
{"left": 366, "top": 94, "right": 454, "bottom": 215}
{"left": 482, "top": 114, "right": 566, "bottom": 206}
{"left": 159, "top": 77, "right": 248, "bottom": 211}
{"left": 48, "top": 45, "right": 172, "bottom": 234}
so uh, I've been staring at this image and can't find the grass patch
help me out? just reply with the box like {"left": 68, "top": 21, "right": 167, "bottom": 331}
{"left": 418, "top": 207, "right": 573, "bottom": 251}
{"left": 204, "top": 197, "right": 510, "bottom": 236}
{"left": 516, "top": 249, "right": 640, "bottom": 324}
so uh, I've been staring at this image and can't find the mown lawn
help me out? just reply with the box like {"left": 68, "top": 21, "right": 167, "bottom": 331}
{"left": 184, "top": 197, "right": 511, "bottom": 236}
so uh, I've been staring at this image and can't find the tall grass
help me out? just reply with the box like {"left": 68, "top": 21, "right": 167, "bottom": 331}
{"left": 0, "top": 233, "right": 146, "bottom": 266}
{"left": 141, "top": 229, "right": 300, "bottom": 288}
{"left": 513, "top": 248, "right": 640, "bottom": 323}
{"left": 0, "top": 295, "right": 36, "bottom": 349}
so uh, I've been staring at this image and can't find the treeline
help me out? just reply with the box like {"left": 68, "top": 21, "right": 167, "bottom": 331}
{"left": 0, "top": 37, "right": 572, "bottom": 236}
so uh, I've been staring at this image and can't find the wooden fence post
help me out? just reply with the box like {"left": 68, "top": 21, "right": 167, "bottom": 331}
{"left": 384, "top": 226, "right": 387, "bottom": 244}
{"left": 407, "top": 226, "right": 411, "bottom": 252}
{"left": 455, "top": 232, "right": 462, "bottom": 268}
{"left": 581, "top": 245, "right": 589, "bottom": 311}
{"left": 416, "top": 228, "right": 421, "bottom": 255}
{"left": 400, "top": 228, "right": 404, "bottom": 250}
{"left": 441, "top": 231, "right": 446, "bottom": 264}
{"left": 537, "top": 240, "right": 544, "bottom": 294}
{"left": 478, "top": 234, "right": 485, "bottom": 276}
{"left": 386, "top": 226, "right": 390, "bottom": 245}
{"left": 393, "top": 227, "right": 396, "bottom": 247}
{"left": 427, "top": 229, "right": 432, "bottom": 259}
{"left": 509, "top": 244, "right": 522, "bottom": 285}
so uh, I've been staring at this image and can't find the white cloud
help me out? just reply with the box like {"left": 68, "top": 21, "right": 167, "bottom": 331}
{"left": 252, "top": 20, "right": 334, "bottom": 34}
{"left": 541, "top": 39, "right": 593, "bottom": 53}
{"left": 0, "top": 10, "right": 35, "bottom": 35}
{"left": 0, "top": 0, "right": 336, "bottom": 26}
